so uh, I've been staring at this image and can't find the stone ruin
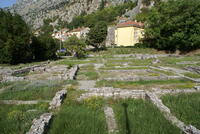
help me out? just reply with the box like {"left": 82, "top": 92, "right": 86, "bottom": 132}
{"left": 49, "top": 89, "right": 67, "bottom": 110}
{"left": 27, "top": 113, "right": 53, "bottom": 134}
{"left": 145, "top": 91, "right": 200, "bottom": 134}
{"left": 185, "top": 66, "right": 200, "bottom": 74}
{"left": 62, "top": 65, "right": 79, "bottom": 80}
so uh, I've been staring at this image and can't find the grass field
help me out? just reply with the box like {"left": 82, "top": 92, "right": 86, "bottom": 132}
{"left": 162, "top": 93, "right": 200, "bottom": 129}
{"left": 0, "top": 80, "right": 78, "bottom": 100}
{"left": 111, "top": 99, "right": 181, "bottom": 134}
{"left": 0, "top": 103, "right": 48, "bottom": 134}
{"left": 96, "top": 79, "right": 195, "bottom": 89}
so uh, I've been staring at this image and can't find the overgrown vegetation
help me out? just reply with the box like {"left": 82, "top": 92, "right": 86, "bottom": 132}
{"left": 0, "top": 103, "right": 48, "bottom": 134}
{"left": 112, "top": 99, "right": 181, "bottom": 134}
{"left": 0, "top": 80, "right": 78, "bottom": 100}
{"left": 162, "top": 93, "right": 200, "bottom": 129}
{"left": 48, "top": 93, "right": 107, "bottom": 134}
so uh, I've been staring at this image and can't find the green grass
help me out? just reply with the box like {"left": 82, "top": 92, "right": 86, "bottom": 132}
{"left": 112, "top": 99, "right": 181, "bottom": 134}
{"left": 184, "top": 72, "right": 200, "bottom": 78}
{"left": 48, "top": 93, "right": 107, "bottom": 134}
{"left": 162, "top": 93, "right": 200, "bottom": 129}
{"left": 0, "top": 81, "right": 13, "bottom": 89}
{"left": 100, "top": 66, "right": 148, "bottom": 70}
{"left": 77, "top": 71, "right": 99, "bottom": 80}
{"left": 0, "top": 103, "right": 48, "bottom": 134}
{"left": 89, "top": 48, "right": 159, "bottom": 56}
{"left": 0, "top": 80, "right": 78, "bottom": 100}
{"left": 96, "top": 79, "right": 194, "bottom": 89}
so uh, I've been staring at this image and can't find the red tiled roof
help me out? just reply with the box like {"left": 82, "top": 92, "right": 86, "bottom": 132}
{"left": 70, "top": 27, "right": 84, "bottom": 32}
{"left": 117, "top": 21, "right": 144, "bottom": 28}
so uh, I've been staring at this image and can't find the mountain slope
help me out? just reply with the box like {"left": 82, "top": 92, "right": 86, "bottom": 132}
{"left": 9, "top": 0, "right": 137, "bottom": 29}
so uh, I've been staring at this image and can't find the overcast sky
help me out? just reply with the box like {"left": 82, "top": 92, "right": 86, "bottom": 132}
{"left": 0, "top": 0, "right": 17, "bottom": 8}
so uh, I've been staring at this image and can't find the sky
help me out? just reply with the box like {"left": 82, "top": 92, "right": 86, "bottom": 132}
{"left": 0, "top": 0, "right": 17, "bottom": 8}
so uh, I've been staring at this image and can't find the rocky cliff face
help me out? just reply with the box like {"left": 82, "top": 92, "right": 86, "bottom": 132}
{"left": 9, "top": 0, "right": 136, "bottom": 29}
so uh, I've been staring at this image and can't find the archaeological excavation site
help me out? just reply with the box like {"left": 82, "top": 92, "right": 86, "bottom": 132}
{"left": 0, "top": 48, "right": 200, "bottom": 134}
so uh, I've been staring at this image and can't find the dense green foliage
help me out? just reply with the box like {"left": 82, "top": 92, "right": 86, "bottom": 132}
{"left": 0, "top": 10, "right": 32, "bottom": 64}
{"left": 64, "top": 36, "right": 87, "bottom": 58}
{"left": 112, "top": 99, "right": 181, "bottom": 134}
{"left": 31, "top": 34, "right": 58, "bottom": 60}
{"left": 0, "top": 10, "right": 59, "bottom": 64}
{"left": 67, "top": 1, "right": 136, "bottom": 29}
{"left": 86, "top": 21, "right": 108, "bottom": 49}
{"left": 162, "top": 93, "right": 200, "bottom": 129}
{"left": 143, "top": 0, "right": 200, "bottom": 52}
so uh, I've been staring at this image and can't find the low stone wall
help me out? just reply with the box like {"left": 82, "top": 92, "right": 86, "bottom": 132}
{"left": 146, "top": 92, "right": 200, "bottom": 134}
{"left": 63, "top": 65, "right": 79, "bottom": 80}
{"left": 0, "top": 100, "right": 50, "bottom": 105}
{"left": 104, "top": 106, "right": 118, "bottom": 133}
{"left": 185, "top": 66, "right": 200, "bottom": 74}
{"left": 1, "top": 76, "right": 25, "bottom": 82}
{"left": 113, "top": 54, "right": 176, "bottom": 59}
{"left": 78, "top": 87, "right": 145, "bottom": 101}
{"left": 152, "top": 88, "right": 200, "bottom": 97}
{"left": 12, "top": 62, "right": 49, "bottom": 76}
{"left": 27, "top": 113, "right": 53, "bottom": 134}
{"left": 49, "top": 89, "right": 67, "bottom": 110}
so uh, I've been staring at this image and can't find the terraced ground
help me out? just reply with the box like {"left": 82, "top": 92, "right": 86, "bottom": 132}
{"left": 0, "top": 48, "right": 200, "bottom": 134}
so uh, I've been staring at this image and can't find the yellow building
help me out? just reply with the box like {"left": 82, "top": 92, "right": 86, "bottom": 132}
{"left": 115, "top": 21, "right": 144, "bottom": 46}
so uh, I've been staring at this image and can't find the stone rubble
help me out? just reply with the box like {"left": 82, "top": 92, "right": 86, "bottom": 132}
{"left": 49, "top": 89, "right": 67, "bottom": 110}
{"left": 27, "top": 113, "right": 53, "bottom": 134}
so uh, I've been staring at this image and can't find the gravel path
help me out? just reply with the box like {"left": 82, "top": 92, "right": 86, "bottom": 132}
{"left": 78, "top": 80, "right": 96, "bottom": 90}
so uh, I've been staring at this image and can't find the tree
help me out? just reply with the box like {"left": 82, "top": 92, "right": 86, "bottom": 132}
{"left": 64, "top": 36, "right": 87, "bottom": 58}
{"left": 86, "top": 21, "right": 107, "bottom": 50}
{"left": 0, "top": 10, "right": 32, "bottom": 64}
{"left": 143, "top": 0, "right": 200, "bottom": 52}
{"left": 31, "top": 34, "right": 58, "bottom": 60}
